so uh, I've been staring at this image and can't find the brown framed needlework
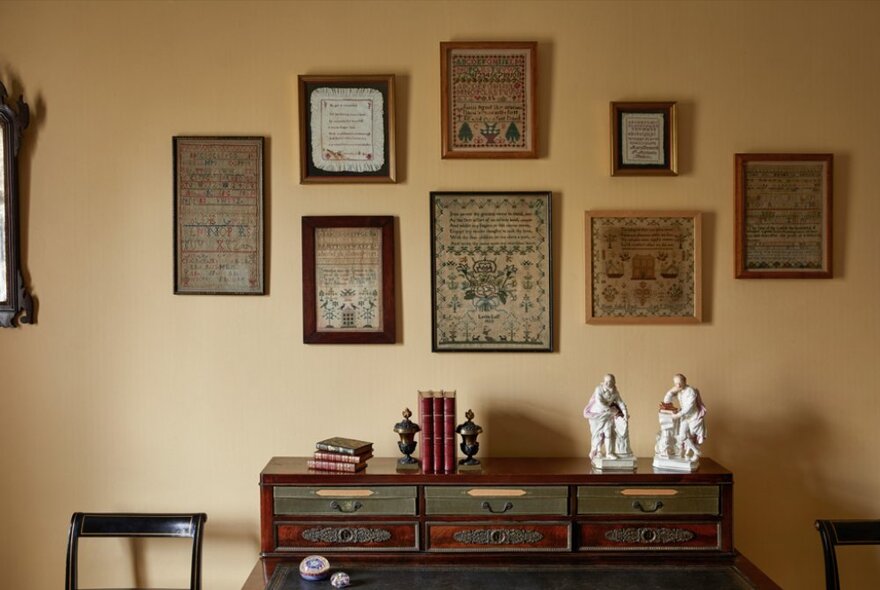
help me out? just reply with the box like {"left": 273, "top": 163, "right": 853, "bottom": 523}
{"left": 431, "top": 191, "right": 552, "bottom": 352}
{"left": 735, "top": 153, "right": 833, "bottom": 279}
{"left": 173, "top": 136, "right": 265, "bottom": 295}
{"left": 586, "top": 210, "right": 701, "bottom": 324}
{"left": 298, "top": 75, "right": 397, "bottom": 183}
{"left": 302, "top": 216, "right": 396, "bottom": 344}
{"left": 610, "top": 102, "right": 677, "bottom": 176}
{"left": 441, "top": 41, "right": 537, "bottom": 159}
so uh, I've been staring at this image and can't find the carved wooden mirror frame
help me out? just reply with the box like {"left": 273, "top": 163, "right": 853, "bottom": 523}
{"left": 0, "top": 81, "right": 34, "bottom": 327}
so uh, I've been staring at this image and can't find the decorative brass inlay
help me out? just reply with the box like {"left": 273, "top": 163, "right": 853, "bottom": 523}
{"left": 620, "top": 488, "right": 679, "bottom": 496}
{"left": 604, "top": 527, "right": 695, "bottom": 544}
{"left": 302, "top": 527, "right": 392, "bottom": 544}
{"left": 467, "top": 488, "right": 528, "bottom": 497}
{"left": 453, "top": 528, "right": 544, "bottom": 545}
{"left": 315, "top": 489, "right": 375, "bottom": 497}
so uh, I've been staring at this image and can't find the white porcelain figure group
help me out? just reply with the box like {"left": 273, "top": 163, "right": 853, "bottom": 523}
{"left": 584, "top": 373, "right": 707, "bottom": 472}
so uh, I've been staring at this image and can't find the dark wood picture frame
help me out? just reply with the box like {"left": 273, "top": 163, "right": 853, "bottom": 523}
{"left": 735, "top": 153, "right": 833, "bottom": 279}
{"left": 441, "top": 41, "right": 538, "bottom": 159}
{"left": 610, "top": 101, "right": 677, "bottom": 176}
{"left": 302, "top": 216, "right": 396, "bottom": 344}
{"left": 298, "top": 75, "right": 397, "bottom": 183}
{"left": 430, "top": 191, "right": 552, "bottom": 352}
{"left": 173, "top": 136, "right": 265, "bottom": 295}
{"left": 0, "top": 81, "right": 34, "bottom": 327}
{"left": 586, "top": 210, "right": 702, "bottom": 324}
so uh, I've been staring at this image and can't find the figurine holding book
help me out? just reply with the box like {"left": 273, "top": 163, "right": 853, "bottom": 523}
{"left": 653, "top": 373, "right": 707, "bottom": 471}
{"left": 584, "top": 374, "right": 635, "bottom": 470}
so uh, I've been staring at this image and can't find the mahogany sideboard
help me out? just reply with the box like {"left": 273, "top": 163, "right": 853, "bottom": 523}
{"left": 259, "top": 456, "right": 733, "bottom": 558}
{"left": 246, "top": 457, "right": 781, "bottom": 589}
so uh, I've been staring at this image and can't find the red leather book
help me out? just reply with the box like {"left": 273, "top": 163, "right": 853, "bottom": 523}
{"left": 306, "top": 459, "right": 367, "bottom": 472}
{"left": 433, "top": 392, "right": 444, "bottom": 475}
{"left": 444, "top": 391, "right": 457, "bottom": 473}
{"left": 418, "top": 391, "right": 434, "bottom": 474}
{"left": 313, "top": 451, "right": 373, "bottom": 463}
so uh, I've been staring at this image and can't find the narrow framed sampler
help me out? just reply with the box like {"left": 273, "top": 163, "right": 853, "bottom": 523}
{"left": 735, "top": 153, "right": 833, "bottom": 279}
{"left": 440, "top": 41, "right": 537, "bottom": 159}
{"left": 298, "top": 75, "right": 396, "bottom": 183}
{"left": 173, "top": 136, "right": 264, "bottom": 295}
{"left": 431, "top": 192, "right": 552, "bottom": 352}
{"left": 302, "top": 216, "right": 396, "bottom": 344}
{"left": 610, "top": 102, "right": 677, "bottom": 176}
{"left": 586, "top": 211, "right": 702, "bottom": 324}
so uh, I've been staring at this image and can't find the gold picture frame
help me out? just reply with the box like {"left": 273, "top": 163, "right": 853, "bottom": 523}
{"left": 586, "top": 210, "right": 701, "bottom": 324}
{"left": 610, "top": 102, "right": 677, "bottom": 176}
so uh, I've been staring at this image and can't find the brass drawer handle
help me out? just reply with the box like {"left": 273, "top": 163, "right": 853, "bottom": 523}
{"left": 330, "top": 500, "right": 363, "bottom": 513}
{"left": 632, "top": 500, "right": 664, "bottom": 513}
{"left": 481, "top": 501, "right": 514, "bottom": 514}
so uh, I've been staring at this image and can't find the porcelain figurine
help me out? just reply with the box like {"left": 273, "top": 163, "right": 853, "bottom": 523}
{"left": 584, "top": 374, "right": 636, "bottom": 470}
{"left": 653, "top": 373, "right": 707, "bottom": 472}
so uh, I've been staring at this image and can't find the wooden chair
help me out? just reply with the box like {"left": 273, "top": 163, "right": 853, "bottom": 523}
{"left": 65, "top": 512, "right": 207, "bottom": 590}
{"left": 815, "top": 519, "right": 880, "bottom": 590}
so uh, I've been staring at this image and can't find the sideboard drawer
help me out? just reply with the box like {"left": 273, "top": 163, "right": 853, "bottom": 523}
{"left": 276, "top": 521, "right": 419, "bottom": 551}
{"left": 425, "top": 486, "right": 568, "bottom": 516}
{"left": 577, "top": 485, "right": 719, "bottom": 516}
{"left": 578, "top": 521, "right": 721, "bottom": 551}
{"left": 274, "top": 486, "right": 417, "bottom": 516}
{"left": 427, "top": 521, "right": 571, "bottom": 552}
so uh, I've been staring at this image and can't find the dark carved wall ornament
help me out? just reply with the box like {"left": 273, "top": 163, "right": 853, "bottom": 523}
{"left": 0, "top": 80, "right": 34, "bottom": 327}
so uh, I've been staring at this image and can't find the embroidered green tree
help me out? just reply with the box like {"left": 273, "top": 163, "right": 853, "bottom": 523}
{"left": 505, "top": 122, "right": 521, "bottom": 143}
{"left": 458, "top": 122, "right": 473, "bottom": 143}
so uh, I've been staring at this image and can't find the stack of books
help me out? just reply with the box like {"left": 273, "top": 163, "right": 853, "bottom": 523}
{"left": 307, "top": 437, "right": 374, "bottom": 472}
{"left": 418, "top": 390, "right": 456, "bottom": 474}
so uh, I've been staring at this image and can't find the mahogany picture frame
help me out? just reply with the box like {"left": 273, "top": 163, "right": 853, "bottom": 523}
{"left": 440, "top": 41, "right": 537, "bottom": 159}
{"left": 610, "top": 101, "right": 678, "bottom": 176}
{"left": 302, "top": 216, "right": 396, "bottom": 344}
{"left": 735, "top": 153, "right": 833, "bottom": 279}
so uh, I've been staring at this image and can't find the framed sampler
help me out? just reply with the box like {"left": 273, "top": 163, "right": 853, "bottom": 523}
{"left": 173, "top": 136, "right": 265, "bottom": 295}
{"left": 430, "top": 191, "right": 552, "bottom": 352}
{"left": 586, "top": 210, "right": 702, "bottom": 324}
{"left": 610, "top": 102, "right": 677, "bottom": 176}
{"left": 440, "top": 41, "right": 537, "bottom": 159}
{"left": 735, "top": 153, "right": 833, "bottom": 279}
{"left": 302, "top": 216, "right": 396, "bottom": 344}
{"left": 298, "top": 75, "right": 396, "bottom": 183}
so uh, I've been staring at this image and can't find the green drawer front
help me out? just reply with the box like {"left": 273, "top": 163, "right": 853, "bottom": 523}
{"left": 274, "top": 486, "right": 417, "bottom": 516}
{"left": 426, "top": 486, "right": 569, "bottom": 516}
{"left": 577, "top": 485, "right": 719, "bottom": 516}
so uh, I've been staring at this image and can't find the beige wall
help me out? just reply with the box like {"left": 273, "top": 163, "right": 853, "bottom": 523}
{"left": 1, "top": 0, "right": 879, "bottom": 587}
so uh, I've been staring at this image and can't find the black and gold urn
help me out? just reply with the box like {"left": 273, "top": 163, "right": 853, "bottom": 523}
{"left": 456, "top": 409, "right": 483, "bottom": 468}
{"left": 393, "top": 408, "right": 420, "bottom": 470}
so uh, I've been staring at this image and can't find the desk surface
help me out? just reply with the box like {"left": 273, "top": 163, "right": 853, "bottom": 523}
{"left": 241, "top": 554, "right": 781, "bottom": 590}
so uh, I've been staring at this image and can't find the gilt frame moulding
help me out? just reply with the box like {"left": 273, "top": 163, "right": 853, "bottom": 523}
{"left": 430, "top": 191, "right": 552, "bottom": 352}
{"left": 734, "top": 153, "right": 833, "bottom": 279}
{"left": 440, "top": 41, "right": 538, "bottom": 159}
{"left": 298, "top": 74, "right": 397, "bottom": 183}
{"left": 586, "top": 210, "right": 702, "bottom": 324}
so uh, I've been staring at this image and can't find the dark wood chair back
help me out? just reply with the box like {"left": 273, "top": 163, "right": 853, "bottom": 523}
{"left": 815, "top": 519, "right": 880, "bottom": 590}
{"left": 65, "top": 512, "right": 207, "bottom": 590}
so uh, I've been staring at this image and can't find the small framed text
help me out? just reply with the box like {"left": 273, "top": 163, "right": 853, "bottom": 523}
{"left": 610, "top": 102, "right": 677, "bottom": 176}
{"left": 441, "top": 42, "right": 537, "bottom": 159}
{"left": 302, "top": 216, "right": 396, "bottom": 344}
{"left": 586, "top": 210, "right": 701, "bottom": 324}
{"left": 431, "top": 192, "right": 552, "bottom": 352}
{"left": 173, "top": 136, "right": 265, "bottom": 295}
{"left": 735, "top": 153, "right": 833, "bottom": 279}
{"left": 298, "top": 75, "right": 396, "bottom": 183}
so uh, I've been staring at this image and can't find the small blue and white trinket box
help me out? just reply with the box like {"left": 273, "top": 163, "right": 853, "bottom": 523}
{"left": 330, "top": 571, "right": 351, "bottom": 588}
{"left": 299, "top": 555, "right": 330, "bottom": 581}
